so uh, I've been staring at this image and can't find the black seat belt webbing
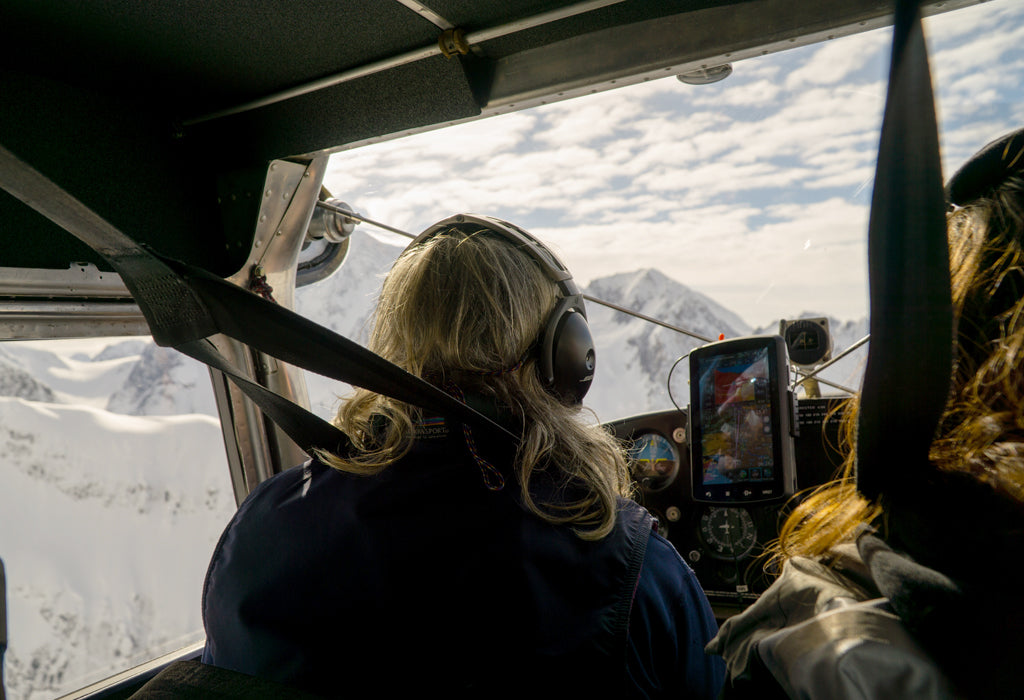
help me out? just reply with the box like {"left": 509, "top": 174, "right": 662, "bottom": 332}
{"left": 0, "top": 144, "right": 518, "bottom": 454}
{"left": 856, "top": 0, "right": 953, "bottom": 500}
{"left": 159, "top": 256, "right": 512, "bottom": 431}
{"left": 159, "top": 256, "right": 517, "bottom": 442}
{"left": 178, "top": 339, "right": 353, "bottom": 457}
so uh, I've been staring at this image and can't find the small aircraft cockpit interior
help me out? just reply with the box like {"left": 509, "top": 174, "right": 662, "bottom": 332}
{"left": 1, "top": 0, "right": 1022, "bottom": 698}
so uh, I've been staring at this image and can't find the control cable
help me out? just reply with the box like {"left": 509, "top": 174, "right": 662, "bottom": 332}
{"left": 330, "top": 202, "right": 870, "bottom": 397}
{"left": 320, "top": 203, "right": 726, "bottom": 344}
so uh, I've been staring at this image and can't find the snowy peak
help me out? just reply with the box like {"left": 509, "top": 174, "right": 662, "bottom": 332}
{"left": 0, "top": 355, "right": 57, "bottom": 402}
{"left": 586, "top": 268, "right": 750, "bottom": 339}
{"left": 580, "top": 269, "right": 754, "bottom": 421}
{"left": 296, "top": 233, "right": 403, "bottom": 342}
{"left": 106, "top": 345, "right": 217, "bottom": 416}
{"left": 92, "top": 339, "right": 150, "bottom": 362}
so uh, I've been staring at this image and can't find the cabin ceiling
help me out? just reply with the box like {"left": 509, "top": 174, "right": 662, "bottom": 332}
{"left": 0, "top": 0, "right": 984, "bottom": 278}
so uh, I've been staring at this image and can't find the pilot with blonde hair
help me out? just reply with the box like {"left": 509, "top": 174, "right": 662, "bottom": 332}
{"left": 202, "top": 214, "right": 725, "bottom": 698}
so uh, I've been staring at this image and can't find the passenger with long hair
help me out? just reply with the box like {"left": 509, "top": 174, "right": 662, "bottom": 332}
{"left": 708, "top": 129, "right": 1024, "bottom": 698}
{"left": 201, "top": 215, "right": 725, "bottom": 698}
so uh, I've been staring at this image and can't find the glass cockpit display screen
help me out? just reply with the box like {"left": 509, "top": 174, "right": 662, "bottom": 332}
{"left": 689, "top": 336, "right": 795, "bottom": 503}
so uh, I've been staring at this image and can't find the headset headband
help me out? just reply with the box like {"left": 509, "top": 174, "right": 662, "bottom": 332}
{"left": 408, "top": 213, "right": 584, "bottom": 311}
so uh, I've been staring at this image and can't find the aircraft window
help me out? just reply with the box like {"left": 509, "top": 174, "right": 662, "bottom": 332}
{"left": 0, "top": 337, "right": 233, "bottom": 699}
{"left": 297, "top": 0, "right": 1024, "bottom": 424}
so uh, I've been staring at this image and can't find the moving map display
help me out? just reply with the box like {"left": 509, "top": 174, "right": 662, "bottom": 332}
{"left": 698, "top": 347, "right": 774, "bottom": 486}
{"left": 688, "top": 336, "right": 795, "bottom": 504}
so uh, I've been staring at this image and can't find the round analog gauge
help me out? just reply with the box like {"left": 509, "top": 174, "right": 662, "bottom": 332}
{"left": 699, "top": 507, "right": 757, "bottom": 559}
{"left": 783, "top": 318, "right": 832, "bottom": 367}
{"left": 629, "top": 432, "right": 679, "bottom": 491}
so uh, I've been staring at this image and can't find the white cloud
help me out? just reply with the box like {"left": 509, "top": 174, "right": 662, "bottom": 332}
{"left": 694, "top": 78, "right": 784, "bottom": 107}
{"left": 324, "top": 0, "right": 1024, "bottom": 327}
{"left": 785, "top": 32, "right": 889, "bottom": 90}
{"left": 532, "top": 99, "right": 651, "bottom": 148}
{"left": 926, "top": 0, "right": 1023, "bottom": 45}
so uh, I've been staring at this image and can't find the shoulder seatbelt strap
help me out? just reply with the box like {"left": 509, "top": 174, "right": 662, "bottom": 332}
{"left": 0, "top": 145, "right": 519, "bottom": 457}
{"left": 178, "top": 338, "right": 353, "bottom": 456}
{"left": 856, "top": 0, "right": 953, "bottom": 500}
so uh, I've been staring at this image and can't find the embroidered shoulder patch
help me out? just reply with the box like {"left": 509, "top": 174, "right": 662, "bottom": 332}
{"left": 414, "top": 415, "right": 449, "bottom": 439}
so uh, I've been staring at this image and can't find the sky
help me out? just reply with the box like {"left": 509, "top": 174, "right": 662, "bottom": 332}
{"left": 323, "top": 0, "right": 1024, "bottom": 330}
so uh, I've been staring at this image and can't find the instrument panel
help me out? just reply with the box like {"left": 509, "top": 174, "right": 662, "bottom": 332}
{"left": 604, "top": 397, "right": 845, "bottom": 619}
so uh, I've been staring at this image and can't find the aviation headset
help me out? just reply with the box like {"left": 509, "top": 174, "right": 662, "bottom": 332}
{"left": 407, "top": 213, "right": 596, "bottom": 404}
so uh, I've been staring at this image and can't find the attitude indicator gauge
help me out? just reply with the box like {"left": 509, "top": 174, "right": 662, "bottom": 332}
{"left": 629, "top": 432, "right": 679, "bottom": 491}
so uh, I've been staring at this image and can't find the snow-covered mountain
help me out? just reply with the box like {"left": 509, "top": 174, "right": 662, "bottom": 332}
{"left": 294, "top": 236, "right": 757, "bottom": 421}
{"left": 0, "top": 231, "right": 868, "bottom": 699}
{"left": 291, "top": 234, "right": 864, "bottom": 424}
{"left": 106, "top": 344, "right": 217, "bottom": 417}
{"left": 50, "top": 231, "right": 866, "bottom": 428}
{"left": 0, "top": 342, "right": 235, "bottom": 700}
{"left": 0, "top": 348, "right": 56, "bottom": 403}
{"left": 584, "top": 268, "right": 752, "bottom": 421}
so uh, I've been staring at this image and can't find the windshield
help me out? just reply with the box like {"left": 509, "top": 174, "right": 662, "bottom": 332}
{"left": 299, "top": 0, "right": 1024, "bottom": 422}
{"left": 3, "top": 4, "right": 1020, "bottom": 698}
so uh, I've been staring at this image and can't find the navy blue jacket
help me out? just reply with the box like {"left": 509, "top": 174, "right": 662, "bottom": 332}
{"left": 202, "top": 421, "right": 723, "bottom": 698}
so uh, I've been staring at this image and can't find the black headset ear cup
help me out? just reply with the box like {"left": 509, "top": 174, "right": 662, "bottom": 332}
{"left": 545, "top": 308, "right": 595, "bottom": 404}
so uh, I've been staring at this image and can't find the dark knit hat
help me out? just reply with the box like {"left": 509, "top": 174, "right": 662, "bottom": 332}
{"left": 946, "top": 127, "right": 1024, "bottom": 205}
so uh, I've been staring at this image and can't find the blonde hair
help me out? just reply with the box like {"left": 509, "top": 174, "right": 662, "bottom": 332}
{"left": 774, "top": 173, "right": 1024, "bottom": 562}
{"left": 316, "top": 226, "right": 632, "bottom": 540}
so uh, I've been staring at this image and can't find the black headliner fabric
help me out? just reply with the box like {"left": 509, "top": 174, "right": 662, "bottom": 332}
{"left": 0, "top": 0, "right": 439, "bottom": 112}
{"left": 0, "top": 1, "right": 512, "bottom": 272}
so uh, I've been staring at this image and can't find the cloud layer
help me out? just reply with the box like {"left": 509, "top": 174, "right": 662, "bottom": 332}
{"left": 325, "top": 0, "right": 1024, "bottom": 328}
